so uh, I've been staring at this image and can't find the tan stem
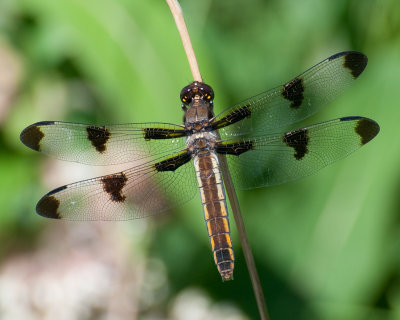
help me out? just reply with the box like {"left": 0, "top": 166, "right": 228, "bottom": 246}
{"left": 218, "top": 156, "right": 270, "bottom": 320}
{"left": 166, "top": 0, "right": 202, "bottom": 82}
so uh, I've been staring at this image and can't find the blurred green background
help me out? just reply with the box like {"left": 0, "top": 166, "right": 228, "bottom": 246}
{"left": 0, "top": 0, "right": 399, "bottom": 319}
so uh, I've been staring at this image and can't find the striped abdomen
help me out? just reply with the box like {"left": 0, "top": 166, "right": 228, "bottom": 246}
{"left": 194, "top": 151, "right": 234, "bottom": 281}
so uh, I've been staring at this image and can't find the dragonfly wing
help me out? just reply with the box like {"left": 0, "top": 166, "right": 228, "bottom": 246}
{"left": 216, "top": 117, "right": 379, "bottom": 190}
{"left": 20, "top": 121, "right": 187, "bottom": 165}
{"left": 36, "top": 151, "right": 198, "bottom": 220}
{"left": 213, "top": 51, "right": 368, "bottom": 138}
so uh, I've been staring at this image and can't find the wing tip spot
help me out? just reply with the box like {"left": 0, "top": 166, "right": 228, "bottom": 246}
{"left": 328, "top": 51, "right": 367, "bottom": 78}
{"left": 345, "top": 52, "right": 368, "bottom": 78}
{"left": 36, "top": 194, "right": 62, "bottom": 219}
{"left": 340, "top": 116, "right": 379, "bottom": 145}
{"left": 355, "top": 118, "right": 380, "bottom": 145}
{"left": 20, "top": 124, "right": 46, "bottom": 151}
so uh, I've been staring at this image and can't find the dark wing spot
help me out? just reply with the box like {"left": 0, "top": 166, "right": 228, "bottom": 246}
{"left": 101, "top": 173, "right": 127, "bottom": 202}
{"left": 211, "top": 104, "right": 251, "bottom": 130}
{"left": 234, "top": 104, "right": 251, "bottom": 119}
{"left": 20, "top": 124, "right": 47, "bottom": 151}
{"left": 154, "top": 151, "right": 192, "bottom": 172}
{"left": 283, "top": 128, "right": 309, "bottom": 160}
{"left": 143, "top": 127, "right": 186, "bottom": 140}
{"left": 343, "top": 52, "right": 368, "bottom": 79}
{"left": 355, "top": 118, "right": 380, "bottom": 145}
{"left": 36, "top": 185, "right": 66, "bottom": 219}
{"left": 216, "top": 140, "right": 254, "bottom": 156}
{"left": 282, "top": 77, "right": 304, "bottom": 109}
{"left": 87, "top": 126, "right": 110, "bottom": 153}
{"left": 340, "top": 117, "right": 380, "bottom": 145}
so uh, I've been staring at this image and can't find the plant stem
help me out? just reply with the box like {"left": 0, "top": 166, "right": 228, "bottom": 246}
{"left": 218, "top": 156, "right": 270, "bottom": 320}
{"left": 166, "top": 0, "right": 202, "bottom": 82}
{"left": 166, "top": 1, "right": 270, "bottom": 319}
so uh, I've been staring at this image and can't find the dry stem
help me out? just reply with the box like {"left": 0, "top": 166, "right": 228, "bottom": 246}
{"left": 166, "top": 0, "right": 202, "bottom": 82}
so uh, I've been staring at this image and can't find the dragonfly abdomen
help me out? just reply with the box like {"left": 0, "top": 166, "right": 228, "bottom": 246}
{"left": 194, "top": 151, "right": 234, "bottom": 281}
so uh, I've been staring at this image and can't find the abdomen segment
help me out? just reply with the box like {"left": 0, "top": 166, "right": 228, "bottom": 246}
{"left": 194, "top": 152, "right": 234, "bottom": 281}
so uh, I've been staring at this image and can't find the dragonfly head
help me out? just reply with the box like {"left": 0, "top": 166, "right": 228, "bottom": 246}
{"left": 180, "top": 81, "right": 214, "bottom": 107}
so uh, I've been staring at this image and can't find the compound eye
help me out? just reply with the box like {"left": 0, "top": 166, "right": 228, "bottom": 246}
{"left": 204, "top": 92, "right": 213, "bottom": 101}
{"left": 181, "top": 93, "right": 192, "bottom": 105}
{"left": 180, "top": 86, "right": 193, "bottom": 105}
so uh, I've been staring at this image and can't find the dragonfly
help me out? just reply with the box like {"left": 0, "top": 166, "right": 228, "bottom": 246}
{"left": 20, "top": 51, "right": 379, "bottom": 281}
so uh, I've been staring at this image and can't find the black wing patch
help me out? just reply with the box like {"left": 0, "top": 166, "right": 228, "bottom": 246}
{"left": 281, "top": 77, "right": 304, "bottom": 109}
{"left": 355, "top": 118, "right": 379, "bottom": 145}
{"left": 283, "top": 128, "right": 309, "bottom": 160}
{"left": 341, "top": 116, "right": 380, "bottom": 145}
{"left": 211, "top": 104, "right": 251, "bottom": 130}
{"left": 20, "top": 121, "right": 54, "bottom": 151}
{"left": 143, "top": 127, "right": 186, "bottom": 140}
{"left": 87, "top": 125, "right": 111, "bottom": 153}
{"left": 216, "top": 141, "right": 254, "bottom": 156}
{"left": 154, "top": 151, "right": 192, "bottom": 172}
{"left": 36, "top": 185, "right": 67, "bottom": 219}
{"left": 101, "top": 173, "right": 128, "bottom": 202}
{"left": 343, "top": 52, "right": 368, "bottom": 78}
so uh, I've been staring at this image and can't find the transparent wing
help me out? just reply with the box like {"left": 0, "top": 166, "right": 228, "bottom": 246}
{"left": 20, "top": 121, "right": 187, "bottom": 165}
{"left": 35, "top": 152, "right": 198, "bottom": 220}
{"left": 213, "top": 51, "right": 368, "bottom": 138}
{"left": 219, "top": 117, "right": 379, "bottom": 190}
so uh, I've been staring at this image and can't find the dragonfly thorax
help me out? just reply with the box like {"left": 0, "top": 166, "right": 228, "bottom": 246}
{"left": 186, "top": 131, "right": 218, "bottom": 156}
{"left": 184, "top": 99, "right": 214, "bottom": 131}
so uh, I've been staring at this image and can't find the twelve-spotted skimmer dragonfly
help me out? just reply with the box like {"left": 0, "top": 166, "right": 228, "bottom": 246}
{"left": 20, "top": 51, "right": 379, "bottom": 281}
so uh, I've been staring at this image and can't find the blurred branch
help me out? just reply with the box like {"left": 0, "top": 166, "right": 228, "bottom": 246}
{"left": 166, "top": 1, "right": 270, "bottom": 319}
